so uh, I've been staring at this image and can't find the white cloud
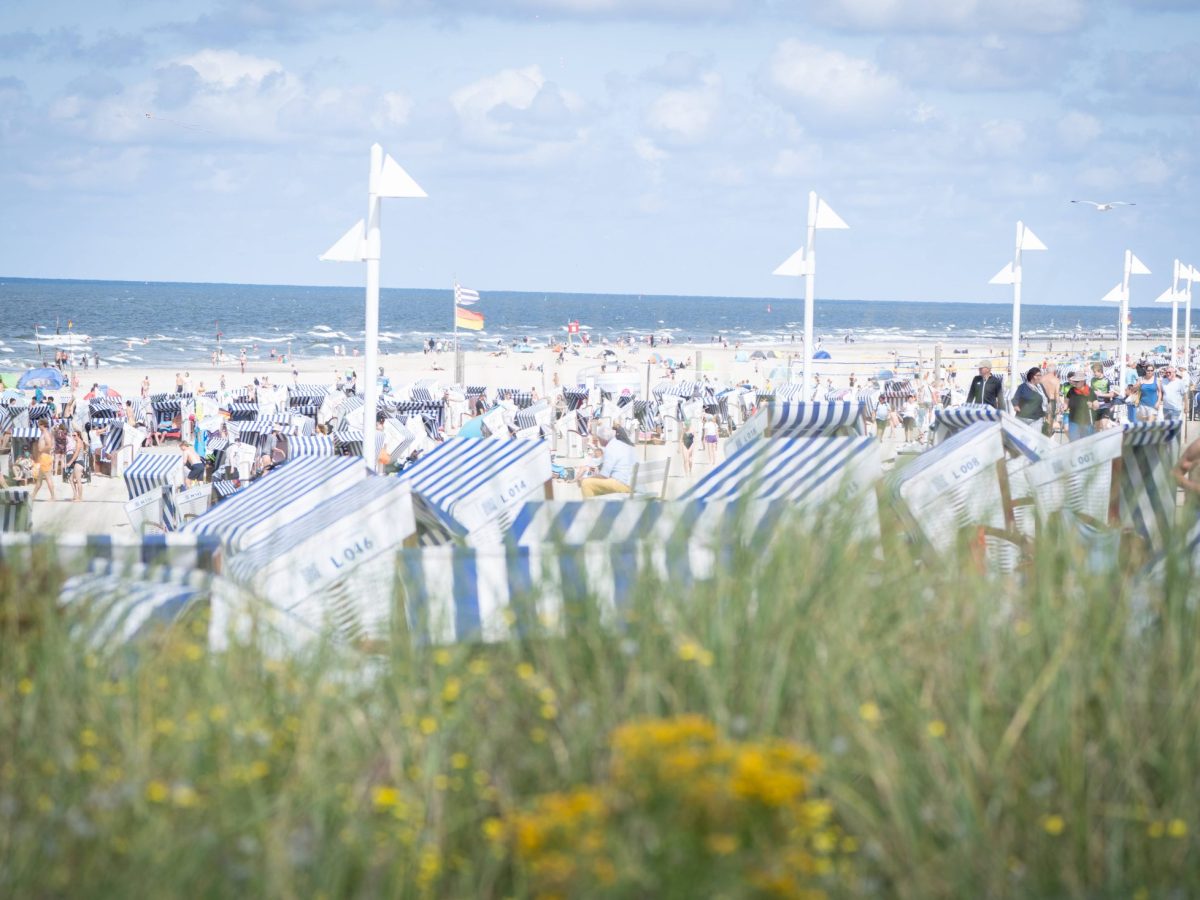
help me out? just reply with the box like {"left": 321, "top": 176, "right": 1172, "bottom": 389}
{"left": 813, "top": 0, "right": 1087, "bottom": 34}
{"left": 972, "top": 118, "right": 1028, "bottom": 157}
{"left": 449, "top": 64, "right": 585, "bottom": 157}
{"left": 645, "top": 72, "right": 722, "bottom": 142}
{"left": 764, "top": 40, "right": 907, "bottom": 128}
{"left": 633, "top": 137, "right": 668, "bottom": 163}
{"left": 174, "top": 49, "right": 284, "bottom": 88}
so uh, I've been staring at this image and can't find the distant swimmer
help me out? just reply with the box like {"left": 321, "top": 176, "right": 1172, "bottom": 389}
{"left": 1070, "top": 200, "right": 1135, "bottom": 211}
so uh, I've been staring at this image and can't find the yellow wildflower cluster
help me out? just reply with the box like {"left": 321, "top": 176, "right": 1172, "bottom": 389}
{"left": 496, "top": 715, "right": 850, "bottom": 899}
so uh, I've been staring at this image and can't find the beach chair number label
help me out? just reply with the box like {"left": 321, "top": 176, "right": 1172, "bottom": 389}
{"left": 481, "top": 478, "right": 530, "bottom": 517}
{"left": 330, "top": 537, "right": 375, "bottom": 569}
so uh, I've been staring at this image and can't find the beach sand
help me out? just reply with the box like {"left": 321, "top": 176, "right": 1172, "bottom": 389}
{"left": 12, "top": 333, "right": 1190, "bottom": 536}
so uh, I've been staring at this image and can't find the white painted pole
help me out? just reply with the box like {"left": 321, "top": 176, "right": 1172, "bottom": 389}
{"left": 1119, "top": 249, "right": 1132, "bottom": 390}
{"left": 1186, "top": 269, "right": 1194, "bottom": 379}
{"left": 363, "top": 143, "right": 383, "bottom": 469}
{"left": 1010, "top": 221, "right": 1024, "bottom": 398}
{"left": 803, "top": 190, "right": 818, "bottom": 400}
{"left": 1171, "top": 259, "right": 1181, "bottom": 366}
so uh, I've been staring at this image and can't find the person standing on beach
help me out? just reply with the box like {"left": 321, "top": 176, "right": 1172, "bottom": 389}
{"left": 30, "top": 420, "right": 56, "bottom": 502}
{"left": 1064, "top": 373, "right": 1098, "bottom": 441}
{"left": 966, "top": 361, "right": 1003, "bottom": 409}
{"left": 141, "top": 376, "right": 150, "bottom": 399}
{"left": 681, "top": 418, "right": 696, "bottom": 476}
{"left": 240, "top": 348, "right": 247, "bottom": 373}
{"left": 66, "top": 427, "right": 86, "bottom": 502}
{"left": 1013, "top": 368, "right": 1048, "bottom": 428}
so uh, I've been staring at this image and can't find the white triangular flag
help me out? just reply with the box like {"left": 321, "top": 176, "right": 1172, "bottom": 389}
{"left": 1129, "top": 252, "right": 1151, "bottom": 276}
{"left": 1186, "top": 264, "right": 1200, "bottom": 283}
{"left": 1156, "top": 286, "right": 1181, "bottom": 304}
{"left": 377, "top": 154, "right": 427, "bottom": 199}
{"left": 989, "top": 262, "right": 1016, "bottom": 285}
{"left": 773, "top": 246, "right": 813, "bottom": 277}
{"left": 814, "top": 197, "right": 848, "bottom": 230}
{"left": 1019, "top": 226, "right": 1047, "bottom": 251}
{"left": 319, "top": 219, "right": 366, "bottom": 262}
{"left": 1100, "top": 283, "right": 1125, "bottom": 303}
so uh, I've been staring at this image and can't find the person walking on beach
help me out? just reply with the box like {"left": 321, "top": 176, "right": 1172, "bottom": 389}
{"left": 966, "top": 361, "right": 1003, "bottom": 409}
{"left": 681, "top": 417, "right": 696, "bottom": 476}
{"left": 141, "top": 376, "right": 150, "bottom": 399}
{"left": 1064, "top": 373, "right": 1098, "bottom": 441}
{"left": 1162, "top": 367, "right": 1185, "bottom": 421}
{"left": 702, "top": 415, "right": 719, "bottom": 465}
{"left": 1136, "top": 365, "right": 1163, "bottom": 421}
{"left": 51, "top": 423, "right": 67, "bottom": 476}
{"left": 30, "top": 420, "right": 56, "bottom": 502}
{"left": 240, "top": 348, "right": 247, "bottom": 373}
{"left": 65, "top": 426, "right": 86, "bottom": 502}
{"left": 1013, "top": 367, "right": 1048, "bottom": 428}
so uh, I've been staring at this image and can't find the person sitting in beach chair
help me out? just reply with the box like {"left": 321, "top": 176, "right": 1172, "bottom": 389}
{"left": 580, "top": 425, "right": 636, "bottom": 499}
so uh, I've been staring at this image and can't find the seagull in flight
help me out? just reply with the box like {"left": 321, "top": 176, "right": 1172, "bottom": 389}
{"left": 1070, "top": 200, "right": 1135, "bottom": 211}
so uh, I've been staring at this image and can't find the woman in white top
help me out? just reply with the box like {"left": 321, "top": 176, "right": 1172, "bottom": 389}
{"left": 702, "top": 415, "right": 719, "bottom": 465}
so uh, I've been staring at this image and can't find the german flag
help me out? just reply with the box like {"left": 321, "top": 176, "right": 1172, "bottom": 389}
{"left": 456, "top": 306, "right": 484, "bottom": 331}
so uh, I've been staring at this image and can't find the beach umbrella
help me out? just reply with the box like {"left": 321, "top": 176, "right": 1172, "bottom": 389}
{"left": 813, "top": 349, "right": 831, "bottom": 360}
{"left": 456, "top": 415, "right": 487, "bottom": 439}
{"left": 875, "top": 368, "right": 894, "bottom": 381}
{"left": 772, "top": 190, "right": 849, "bottom": 399}
{"left": 989, "top": 220, "right": 1047, "bottom": 397}
{"left": 83, "top": 384, "right": 121, "bottom": 400}
{"left": 319, "top": 143, "right": 427, "bottom": 468}
{"left": 17, "top": 368, "right": 66, "bottom": 390}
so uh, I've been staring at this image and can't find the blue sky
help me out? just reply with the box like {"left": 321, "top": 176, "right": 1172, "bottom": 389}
{"left": 0, "top": 0, "right": 1196, "bottom": 305}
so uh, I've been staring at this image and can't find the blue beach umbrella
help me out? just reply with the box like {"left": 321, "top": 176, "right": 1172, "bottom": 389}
{"left": 875, "top": 368, "right": 894, "bottom": 381}
{"left": 456, "top": 416, "right": 487, "bottom": 439}
{"left": 17, "top": 367, "right": 66, "bottom": 390}
{"left": 813, "top": 349, "right": 832, "bottom": 360}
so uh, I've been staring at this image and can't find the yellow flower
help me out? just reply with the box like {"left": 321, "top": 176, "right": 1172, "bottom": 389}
{"left": 145, "top": 780, "right": 169, "bottom": 803}
{"left": 468, "top": 659, "right": 488, "bottom": 677}
{"left": 1167, "top": 818, "right": 1188, "bottom": 838}
{"left": 516, "top": 662, "right": 535, "bottom": 681}
{"left": 538, "top": 686, "right": 557, "bottom": 704}
{"left": 451, "top": 752, "right": 470, "bottom": 770}
{"left": 677, "top": 641, "right": 699, "bottom": 661}
{"left": 434, "top": 648, "right": 452, "bottom": 666}
{"left": 419, "top": 717, "right": 438, "bottom": 736}
{"left": 78, "top": 752, "right": 100, "bottom": 773}
{"left": 1041, "top": 814, "right": 1065, "bottom": 836}
{"left": 442, "top": 677, "right": 462, "bottom": 703}
{"left": 171, "top": 784, "right": 200, "bottom": 808}
{"left": 706, "top": 833, "right": 739, "bottom": 855}
{"left": 473, "top": 770, "right": 490, "bottom": 787}
{"left": 531, "top": 727, "right": 547, "bottom": 744}
{"left": 433, "top": 774, "right": 449, "bottom": 792}
{"left": 155, "top": 718, "right": 176, "bottom": 736}
{"left": 926, "top": 719, "right": 947, "bottom": 739}
{"left": 183, "top": 642, "right": 203, "bottom": 662}
{"left": 372, "top": 786, "right": 401, "bottom": 809}
{"left": 17, "top": 678, "right": 33, "bottom": 695}
{"left": 858, "top": 702, "right": 881, "bottom": 724}
{"left": 208, "top": 705, "right": 228, "bottom": 723}
{"left": 482, "top": 817, "right": 505, "bottom": 843}
{"left": 697, "top": 649, "right": 714, "bottom": 667}
{"left": 541, "top": 704, "right": 559, "bottom": 720}
{"left": 79, "top": 728, "right": 99, "bottom": 747}
{"left": 1148, "top": 821, "right": 1165, "bottom": 839}
{"left": 417, "top": 847, "right": 441, "bottom": 887}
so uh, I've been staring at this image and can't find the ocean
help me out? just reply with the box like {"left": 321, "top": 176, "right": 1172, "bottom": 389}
{"left": 0, "top": 276, "right": 1179, "bottom": 370}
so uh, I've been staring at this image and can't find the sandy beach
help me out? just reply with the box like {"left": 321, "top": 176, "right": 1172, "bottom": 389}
{"left": 6, "top": 329, "right": 1192, "bottom": 538}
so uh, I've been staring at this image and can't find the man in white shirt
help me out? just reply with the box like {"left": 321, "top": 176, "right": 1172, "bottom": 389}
{"left": 581, "top": 426, "right": 635, "bottom": 498}
{"left": 1161, "top": 367, "right": 1186, "bottom": 421}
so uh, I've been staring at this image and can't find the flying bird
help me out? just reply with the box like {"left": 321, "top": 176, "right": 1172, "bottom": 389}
{"left": 1070, "top": 200, "right": 1135, "bottom": 211}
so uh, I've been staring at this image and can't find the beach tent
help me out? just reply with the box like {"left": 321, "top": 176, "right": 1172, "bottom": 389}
{"left": 456, "top": 415, "right": 487, "bottom": 439}
{"left": 223, "top": 476, "right": 415, "bottom": 604}
{"left": 123, "top": 451, "right": 183, "bottom": 499}
{"left": 734, "top": 351, "right": 750, "bottom": 362}
{"left": 813, "top": 349, "right": 832, "bottom": 360}
{"left": 0, "top": 489, "right": 32, "bottom": 533}
{"left": 1025, "top": 421, "right": 1182, "bottom": 553}
{"left": 182, "top": 455, "right": 371, "bottom": 554}
{"left": 287, "top": 434, "right": 335, "bottom": 458}
{"left": 59, "top": 561, "right": 216, "bottom": 649}
{"left": 17, "top": 368, "right": 66, "bottom": 391}
{"left": 398, "top": 437, "right": 553, "bottom": 545}
{"left": 886, "top": 420, "right": 1017, "bottom": 570}
{"left": 770, "top": 401, "right": 864, "bottom": 437}
{"left": 0, "top": 531, "right": 221, "bottom": 575}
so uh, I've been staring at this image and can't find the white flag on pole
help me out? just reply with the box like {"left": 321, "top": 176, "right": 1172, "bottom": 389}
{"left": 377, "top": 155, "right": 427, "bottom": 198}
{"left": 772, "top": 247, "right": 813, "bottom": 277}
{"left": 1129, "top": 253, "right": 1151, "bottom": 276}
{"left": 1019, "top": 226, "right": 1047, "bottom": 251}
{"left": 1185, "top": 264, "right": 1200, "bottom": 283}
{"left": 1100, "top": 283, "right": 1125, "bottom": 303}
{"left": 1156, "top": 286, "right": 1181, "bottom": 304}
{"left": 319, "top": 220, "right": 366, "bottom": 263}
{"left": 814, "top": 198, "right": 849, "bottom": 230}
{"left": 454, "top": 283, "right": 480, "bottom": 306}
{"left": 989, "top": 262, "right": 1016, "bottom": 285}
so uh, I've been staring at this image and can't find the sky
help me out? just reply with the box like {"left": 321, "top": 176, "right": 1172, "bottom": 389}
{"left": 0, "top": 0, "right": 1197, "bottom": 305}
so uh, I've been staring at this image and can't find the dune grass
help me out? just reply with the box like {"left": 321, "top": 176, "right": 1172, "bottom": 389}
{"left": 2, "top": 514, "right": 1199, "bottom": 898}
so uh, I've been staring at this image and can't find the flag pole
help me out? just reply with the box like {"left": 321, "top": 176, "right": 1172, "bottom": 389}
{"left": 453, "top": 278, "right": 459, "bottom": 358}
{"left": 1010, "top": 221, "right": 1024, "bottom": 397}
{"left": 803, "top": 190, "right": 818, "bottom": 400}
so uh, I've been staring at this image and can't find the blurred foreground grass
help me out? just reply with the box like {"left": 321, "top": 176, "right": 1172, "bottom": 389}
{"left": 2, "top": 516, "right": 1199, "bottom": 898}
